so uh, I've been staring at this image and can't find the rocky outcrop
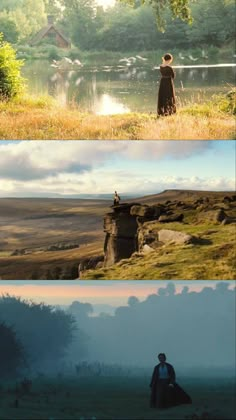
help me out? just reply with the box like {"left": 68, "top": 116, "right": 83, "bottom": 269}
{"left": 104, "top": 204, "right": 139, "bottom": 266}
{"left": 101, "top": 197, "right": 236, "bottom": 268}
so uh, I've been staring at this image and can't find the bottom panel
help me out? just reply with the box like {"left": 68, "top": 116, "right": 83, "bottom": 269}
{"left": 0, "top": 280, "right": 235, "bottom": 419}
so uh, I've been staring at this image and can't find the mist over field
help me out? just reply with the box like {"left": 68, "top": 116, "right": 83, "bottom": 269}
{"left": 1, "top": 282, "right": 235, "bottom": 374}
{"left": 0, "top": 281, "right": 235, "bottom": 419}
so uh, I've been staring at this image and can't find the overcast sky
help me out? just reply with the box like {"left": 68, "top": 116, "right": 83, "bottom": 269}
{"left": 0, "top": 140, "right": 235, "bottom": 197}
{"left": 0, "top": 280, "right": 235, "bottom": 306}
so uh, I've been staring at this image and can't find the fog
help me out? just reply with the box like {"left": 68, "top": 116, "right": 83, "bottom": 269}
{"left": 67, "top": 282, "right": 235, "bottom": 374}
{"left": 0, "top": 282, "right": 235, "bottom": 379}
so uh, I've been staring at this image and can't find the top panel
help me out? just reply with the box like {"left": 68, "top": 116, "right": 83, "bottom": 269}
{"left": 0, "top": 0, "right": 235, "bottom": 140}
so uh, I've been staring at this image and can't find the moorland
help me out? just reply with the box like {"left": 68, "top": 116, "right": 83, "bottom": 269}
{"left": 0, "top": 189, "right": 235, "bottom": 280}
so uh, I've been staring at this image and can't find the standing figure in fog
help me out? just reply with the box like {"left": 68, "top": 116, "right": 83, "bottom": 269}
{"left": 150, "top": 353, "right": 192, "bottom": 409}
{"left": 157, "top": 53, "right": 176, "bottom": 116}
{"left": 113, "top": 191, "right": 121, "bottom": 206}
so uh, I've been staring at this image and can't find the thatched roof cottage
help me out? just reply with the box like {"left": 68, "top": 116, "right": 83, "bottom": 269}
{"left": 30, "top": 16, "right": 71, "bottom": 49}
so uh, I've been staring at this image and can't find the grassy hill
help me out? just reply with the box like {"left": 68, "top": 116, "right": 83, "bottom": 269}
{"left": 83, "top": 190, "right": 236, "bottom": 280}
{"left": 0, "top": 191, "right": 235, "bottom": 280}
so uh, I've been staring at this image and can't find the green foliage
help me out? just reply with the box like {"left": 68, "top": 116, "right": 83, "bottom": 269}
{"left": 217, "top": 89, "right": 236, "bottom": 115}
{"left": 0, "top": 294, "right": 78, "bottom": 369}
{"left": 0, "top": 33, "right": 25, "bottom": 99}
{"left": 0, "top": 16, "right": 19, "bottom": 43}
{"left": 121, "top": 0, "right": 193, "bottom": 31}
{"left": 0, "top": 322, "right": 25, "bottom": 378}
{"left": 0, "top": 0, "right": 47, "bottom": 42}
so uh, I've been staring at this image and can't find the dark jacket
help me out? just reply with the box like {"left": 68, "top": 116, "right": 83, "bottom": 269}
{"left": 150, "top": 363, "right": 176, "bottom": 387}
{"left": 150, "top": 363, "right": 192, "bottom": 408}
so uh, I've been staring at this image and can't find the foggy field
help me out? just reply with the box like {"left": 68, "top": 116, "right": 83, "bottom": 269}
{"left": 0, "top": 376, "right": 235, "bottom": 420}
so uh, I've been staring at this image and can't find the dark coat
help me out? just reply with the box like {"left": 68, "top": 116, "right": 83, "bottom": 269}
{"left": 157, "top": 65, "right": 176, "bottom": 116}
{"left": 150, "top": 363, "right": 192, "bottom": 408}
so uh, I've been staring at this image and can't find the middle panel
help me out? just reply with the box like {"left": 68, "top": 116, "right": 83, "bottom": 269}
{"left": 0, "top": 140, "right": 235, "bottom": 280}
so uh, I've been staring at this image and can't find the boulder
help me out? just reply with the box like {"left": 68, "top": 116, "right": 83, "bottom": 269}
{"left": 158, "top": 213, "right": 184, "bottom": 223}
{"left": 198, "top": 209, "right": 227, "bottom": 224}
{"left": 143, "top": 244, "right": 155, "bottom": 254}
{"left": 158, "top": 229, "right": 195, "bottom": 245}
{"left": 221, "top": 217, "right": 236, "bottom": 225}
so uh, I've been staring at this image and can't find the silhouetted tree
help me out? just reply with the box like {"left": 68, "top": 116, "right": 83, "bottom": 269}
{"left": 0, "top": 322, "right": 25, "bottom": 378}
{"left": 128, "top": 296, "right": 140, "bottom": 306}
{"left": 0, "top": 295, "right": 77, "bottom": 369}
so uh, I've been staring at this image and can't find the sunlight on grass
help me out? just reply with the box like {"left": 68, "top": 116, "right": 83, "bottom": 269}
{"left": 0, "top": 92, "right": 235, "bottom": 140}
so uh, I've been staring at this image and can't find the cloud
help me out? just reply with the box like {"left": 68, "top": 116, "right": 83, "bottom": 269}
{"left": 0, "top": 141, "right": 212, "bottom": 182}
{"left": 0, "top": 141, "right": 234, "bottom": 196}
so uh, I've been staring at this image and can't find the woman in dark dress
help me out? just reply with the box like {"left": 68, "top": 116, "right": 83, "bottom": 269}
{"left": 150, "top": 353, "right": 192, "bottom": 409}
{"left": 157, "top": 53, "right": 176, "bottom": 116}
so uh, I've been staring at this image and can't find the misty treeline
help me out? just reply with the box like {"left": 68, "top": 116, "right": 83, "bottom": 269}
{"left": 68, "top": 282, "right": 235, "bottom": 370}
{"left": 0, "top": 282, "right": 235, "bottom": 380}
{"left": 0, "top": 0, "right": 235, "bottom": 51}
{"left": 0, "top": 295, "right": 87, "bottom": 379}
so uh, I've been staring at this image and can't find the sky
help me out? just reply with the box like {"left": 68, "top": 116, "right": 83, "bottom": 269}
{"left": 0, "top": 280, "right": 235, "bottom": 306}
{"left": 0, "top": 140, "right": 235, "bottom": 197}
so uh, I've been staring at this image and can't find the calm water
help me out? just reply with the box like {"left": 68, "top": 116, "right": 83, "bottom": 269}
{"left": 22, "top": 60, "right": 236, "bottom": 114}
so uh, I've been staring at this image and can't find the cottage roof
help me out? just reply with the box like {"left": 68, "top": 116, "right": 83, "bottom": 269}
{"left": 30, "top": 23, "right": 70, "bottom": 46}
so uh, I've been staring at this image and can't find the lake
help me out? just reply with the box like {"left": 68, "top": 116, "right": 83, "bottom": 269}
{"left": 22, "top": 60, "right": 236, "bottom": 114}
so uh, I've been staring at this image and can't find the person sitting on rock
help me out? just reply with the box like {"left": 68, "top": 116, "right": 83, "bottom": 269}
{"left": 114, "top": 191, "right": 121, "bottom": 206}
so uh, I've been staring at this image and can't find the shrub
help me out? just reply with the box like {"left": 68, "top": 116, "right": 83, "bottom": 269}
{"left": 0, "top": 33, "right": 25, "bottom": 99}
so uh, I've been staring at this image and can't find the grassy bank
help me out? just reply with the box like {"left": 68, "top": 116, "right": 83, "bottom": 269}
{"left": 0, "top": 93, "right": 235, "bottom": 140}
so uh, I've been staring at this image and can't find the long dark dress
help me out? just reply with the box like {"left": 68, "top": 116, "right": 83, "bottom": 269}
{"left": 157, "top": 65, "right": 176, "bottom": 116}
{"left": 150, "top": 363, "right": 192, "bottom": 409}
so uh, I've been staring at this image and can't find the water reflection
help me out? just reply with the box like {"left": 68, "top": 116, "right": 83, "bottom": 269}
{"left": 22, "top": 61, "right": 236, "bottom": 114}
{"left": 94, "top": 94, "right": 130, "bottom": 115}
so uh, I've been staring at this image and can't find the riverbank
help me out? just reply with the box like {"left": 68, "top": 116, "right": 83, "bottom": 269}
{"left": 0, "top": 93, "right": 235, "bottom": 140}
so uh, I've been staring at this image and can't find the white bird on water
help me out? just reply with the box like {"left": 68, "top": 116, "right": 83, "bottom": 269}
{"left": 136, "top": 55, "right": 148, "bottom": 61}
{"left": 50, "top": 57, "right": 83, "bottom": 70}
{"left": 119, "top": 55, "right": 147, "bottom": 66}
{"left": 189, "top": 55, "right": 199, "bottom": 61}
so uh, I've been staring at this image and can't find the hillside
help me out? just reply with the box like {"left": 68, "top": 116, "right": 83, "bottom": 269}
{"left": 0, "top": 191, "right": 235, "bottom": 280}
{"left": 82, "top": 190, "right": 236, "bottom": 280}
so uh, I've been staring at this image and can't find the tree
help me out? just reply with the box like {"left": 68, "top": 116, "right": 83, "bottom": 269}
{"left": 166, "top": 282, "right": 176, "bottom": 296}
{"left": 61, "top": 0, "right": 97, "bottom": 48}
{"left": 44, "top": 0, "right": 63, "bottom": 18}
{"left": 0, "top": 0, "right": 47, "bottom": 42}
{"left": 0, "top": 17, "right": 19, "bottom": 43}
{"left": 0, "top": 295, "right": 77, "bottom": 369}
{"left": 0, "top": 322, "right": 25, "bottom": 378}
{"left": 128, "top": 296, "right": 140, "bottom": 306}
{"left": 187, "top": 0, "right": 235, "bottom": 47}
{"left": 122, "top": 0, "right": 193, "bottom": 30}
{"left": 0, "top": 34, "right": 24, "bottom": 99}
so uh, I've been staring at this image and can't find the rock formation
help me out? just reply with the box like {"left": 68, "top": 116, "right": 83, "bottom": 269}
{"left": 104, "top": 204, "right": 139, "bottom": 266}
{"left": 100, "top": 195, "right": 236, "bottom": 268}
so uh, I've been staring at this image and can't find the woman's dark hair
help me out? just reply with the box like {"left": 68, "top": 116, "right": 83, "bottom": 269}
{"left": 164, "top": 53, "right": 173, "bottom": 61}
{"left": 158, "top": 353, "right": 166, "bottom": 360}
